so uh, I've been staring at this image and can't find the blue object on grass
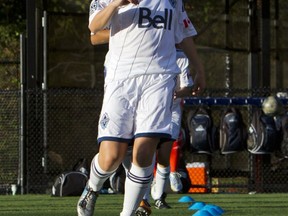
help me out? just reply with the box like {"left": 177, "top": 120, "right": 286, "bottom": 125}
{"left": 204, "top": 207, "right": 221, "bottom": 216}
{"left": 178, "top": 195, "right": 195, "bottom": 203}
{"left": 193, "top": 209, "right": 213, "bottom": 216}
{"left": 203, "top": 205, "right": 224, "bottom": 214}
{"left": 188, "top": 201, "right": 206, "bottom": 210}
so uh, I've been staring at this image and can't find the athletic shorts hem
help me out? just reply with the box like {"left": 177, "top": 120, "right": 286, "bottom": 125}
{"left": 134, "top": 132, "right": 171, "bottom": 139}
{"left": 97, "top": 137, "right": 133, "bottom": 144}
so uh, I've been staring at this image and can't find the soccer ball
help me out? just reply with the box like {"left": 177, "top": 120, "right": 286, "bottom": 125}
{"left": 262, "top": 96, "right": 283, "bottom": 116}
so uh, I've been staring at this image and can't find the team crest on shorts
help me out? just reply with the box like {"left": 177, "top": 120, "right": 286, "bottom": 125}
{"left": 169, "top": 0, "right": 176, "bottom": 8}
{"left": 100, "top": 113, "right": 110, "bottom": 129}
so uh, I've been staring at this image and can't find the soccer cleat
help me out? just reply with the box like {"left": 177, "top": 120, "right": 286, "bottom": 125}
{"left": 77, "top": 183, "right": 98, "bottom": 216}
{"left": 135, "top": 199, "right": 152, "bottom": 216}
{"left": 154, "top": 193, "right": 171, "bottom": 209}
{"left": 169, "top": 172, "right": 183, "bottom": 192}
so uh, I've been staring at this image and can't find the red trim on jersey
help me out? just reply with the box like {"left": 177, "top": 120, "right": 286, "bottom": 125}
{"left": 183, "top": 18, "right": 191, "bottom": 28}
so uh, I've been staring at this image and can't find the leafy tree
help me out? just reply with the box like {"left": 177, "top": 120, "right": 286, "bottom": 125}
{"left": 0, "top": 0, "right": 25, "bottom": 89}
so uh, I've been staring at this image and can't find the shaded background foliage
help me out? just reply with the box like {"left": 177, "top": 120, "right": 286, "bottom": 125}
{"left": 0, "top": 0, "right": 25, "bottom": 89}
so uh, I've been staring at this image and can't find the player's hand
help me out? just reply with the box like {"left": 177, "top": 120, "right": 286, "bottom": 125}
{"left": 192, "top": 72, "right": 206, "bottom": 96}
{"left": 174, "top": 86, "right": 194, "bottom": 99}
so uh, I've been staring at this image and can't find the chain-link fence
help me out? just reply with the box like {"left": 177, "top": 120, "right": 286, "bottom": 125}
{"left": 0, "top": 87, "right": 287, "bottom": 194}
{"left": 23, "top": 88, "right": 102, "bottom": 193}
{"left": 0, "top": 90, "right": 20, "bottom": 194}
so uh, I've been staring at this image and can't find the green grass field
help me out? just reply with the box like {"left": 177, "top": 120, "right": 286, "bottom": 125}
{"left": 0, "top": 193, "right": 288, "bottom": 216}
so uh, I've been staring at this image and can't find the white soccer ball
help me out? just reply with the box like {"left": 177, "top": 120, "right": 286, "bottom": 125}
{"left": 262, "top": 96, "right": 281, "bottom": 116}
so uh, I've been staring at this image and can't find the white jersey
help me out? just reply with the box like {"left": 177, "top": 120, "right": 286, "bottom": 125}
{"left": 89, "top": 0, "right": 197, "bottom": 80}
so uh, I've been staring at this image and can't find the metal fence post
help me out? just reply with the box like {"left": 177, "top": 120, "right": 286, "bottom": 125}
{"left": 19, "top": 34, "right": 27, "bottom": 195}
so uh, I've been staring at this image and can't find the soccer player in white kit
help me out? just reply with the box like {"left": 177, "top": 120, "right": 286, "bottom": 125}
{"left": 78, "top": 1, "right": 205, "bottom": 216}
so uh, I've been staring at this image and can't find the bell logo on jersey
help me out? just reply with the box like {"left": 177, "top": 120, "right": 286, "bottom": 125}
{"left": 138, "top": 8, "right": 173, "bottom": 30}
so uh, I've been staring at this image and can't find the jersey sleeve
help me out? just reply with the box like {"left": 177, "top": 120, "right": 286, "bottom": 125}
{"left": 180, "top": 9, "right": 197, "bottom": 38}
{"left": 174, "top": 1, "right": 197, "bottom": 43}
{"left": 89, "top": 0, "right": 111, "bottom": 29}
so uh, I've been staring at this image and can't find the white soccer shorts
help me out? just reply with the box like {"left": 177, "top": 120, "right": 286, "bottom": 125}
{"left": 97, "top": 74, "right": 177, "bottom": 144}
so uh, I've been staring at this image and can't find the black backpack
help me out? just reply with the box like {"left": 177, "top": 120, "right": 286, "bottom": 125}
{"left": 187, "top": 106, "right": 218, "bottom": 154}
{"left": 279, "top": 113, "right": 288, "bottom": 158}
{"left": 51, "top": 158, "right": 89, "bottom": 197}
{"left": 247, "top": 108, "right": 281, "bottom": 154}
{"left": 219, "top": 107, "right": 247, "bottom": 154}
{"left": 51, "top": 171, "right": 88, "bottom": 196}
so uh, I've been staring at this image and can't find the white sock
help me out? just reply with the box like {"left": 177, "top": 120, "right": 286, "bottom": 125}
{"left": 88, "top": 153, "right": 117, "bottom": 192}
{"left": 120, "top": 163, "right": 154, "bottom": 216}
{"left": 153, "top": 164, "right": 170, "bottom": 200}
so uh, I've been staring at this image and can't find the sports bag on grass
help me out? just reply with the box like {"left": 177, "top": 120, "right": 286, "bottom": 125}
{"left": 219, "top": 107, "right": 247, "bottom": 154}
{"left": 52, "top": 171, "right": 88, "bottom": 197}
{"left": 247, "top": 108, "right": 281, "bottom": 154}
